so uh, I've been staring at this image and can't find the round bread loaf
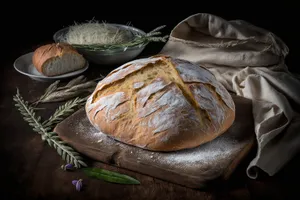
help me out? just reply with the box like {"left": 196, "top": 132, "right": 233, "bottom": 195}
{"left": 32, "top": 43, "right": 86, "bottom": 77}
{"left": 86, "top": 55, "right": 235, "bottom": 151}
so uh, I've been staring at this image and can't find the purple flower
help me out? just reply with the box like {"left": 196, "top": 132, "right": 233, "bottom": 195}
{"left": 61, "top": 163, "right": 74, "bottom": 171}
{"left": 72, "top": 179, "right": 83, "bottom": 191}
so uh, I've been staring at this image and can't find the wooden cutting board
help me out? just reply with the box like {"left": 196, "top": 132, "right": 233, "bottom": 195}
{"left": 54, "top": 94, "right": 255, "bottom": 189}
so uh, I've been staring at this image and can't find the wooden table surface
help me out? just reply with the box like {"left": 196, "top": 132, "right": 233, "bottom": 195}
{"left": 1, "top": 42, "right": 300, "bottom": 200}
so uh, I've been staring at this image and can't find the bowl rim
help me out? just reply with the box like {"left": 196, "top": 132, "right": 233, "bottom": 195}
{"left": 53, "top": 23, "right": 149, "bottom": 54}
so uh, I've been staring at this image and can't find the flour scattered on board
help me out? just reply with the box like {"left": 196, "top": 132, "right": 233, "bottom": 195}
{"left": 76, "top": 120, "right": 97, "bottom": 136}
{"left": 155, "top": 137, "right": 243, "bottom": 169}
{"left": 88, "top": 131, "right": 116, "bottom": 145}
{"left": 75, "top": 118, "right": 116, "bottom": 145}
{"left": 166, "top": 141, "right": 233, "bottom": 163}
{"left": 67, "top": 108, "right": 251, "bottom": 180}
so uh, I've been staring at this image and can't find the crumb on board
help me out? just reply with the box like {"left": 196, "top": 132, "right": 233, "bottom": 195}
{"left": 97, "top": 139, "right": 103, "bottom": 143}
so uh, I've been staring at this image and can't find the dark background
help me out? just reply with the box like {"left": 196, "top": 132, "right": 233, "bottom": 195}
{"left": 1, "top": 4, "right": 300, "bottom": 199}
{"left": 3, "top": 4, "right": 300, "bottom": 74}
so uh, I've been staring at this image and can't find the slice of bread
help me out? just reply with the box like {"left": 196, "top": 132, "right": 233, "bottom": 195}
{"left": 32, "top": 43, "right": 86, "bottom": 77}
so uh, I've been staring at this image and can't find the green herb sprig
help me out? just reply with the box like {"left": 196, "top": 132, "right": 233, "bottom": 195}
{"left": 70, "top": 25, "right": 169, "bottom": 52}
{"left": 13, "top": 88, "right": 87, "bottom": 168}
{"left": 14, "top": 74, "right": 141, "bottom": 185}
{"left": 83, "top": 168, "right": 140, "bottom": 185}
{"left": 42, "top": 96, "right": 88, "bottom": 130}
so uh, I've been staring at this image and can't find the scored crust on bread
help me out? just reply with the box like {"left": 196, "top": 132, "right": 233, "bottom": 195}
{"left": 32, "top": 43, "right": 86, "bottom": 77}
{"left": 86, "top": 55, "right": 235, "bottom": 152}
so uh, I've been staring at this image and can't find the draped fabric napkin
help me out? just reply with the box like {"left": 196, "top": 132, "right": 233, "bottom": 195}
{"left": 160, "top": 13, "right": 300, "bottom": 179}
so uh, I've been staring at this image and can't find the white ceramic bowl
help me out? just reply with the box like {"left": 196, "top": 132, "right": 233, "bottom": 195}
{"left": 53, "top": 24, "right": 148, "bottom": 65}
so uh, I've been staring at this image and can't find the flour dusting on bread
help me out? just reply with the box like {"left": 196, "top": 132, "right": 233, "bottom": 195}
{"left": 190, "top": 84, "right": 226, "bottom": 132}
{"left": 173, "top": 58, "right": 235, "bottom": 110}
{"left": 136, "top": 78, "right": 170, "bottom": 108}
{"left": 92, "top": 92, "right": 129, "bottom": 121}
{"left": 97, "top": 57, "right": 163, "bottom": 91}
{"left": 148, "top": 84, "right": 200, "bottom": 134}
{"left": 133, "top": 82, "right": 144, "bottom": 89}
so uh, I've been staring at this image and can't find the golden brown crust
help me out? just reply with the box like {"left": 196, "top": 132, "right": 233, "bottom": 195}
{"left": 86, "top": 55, "right": 236, "bottom": 152}
{"left": 32, "top": 43, "right": 82, "bottom": 75}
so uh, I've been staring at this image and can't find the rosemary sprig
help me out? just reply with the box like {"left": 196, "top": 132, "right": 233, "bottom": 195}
{"left": 70, "top": 25, "right": 169, "bottom": 52}
{"left": 42, "top": 96, "right": 88, "bottom": 129}
{"left": 13, "top": 88, "right": 87, "bottom": 168}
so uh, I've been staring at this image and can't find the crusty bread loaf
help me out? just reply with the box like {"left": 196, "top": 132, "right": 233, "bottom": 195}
{"left": 32, "top": 43, "right": 86, "bottom": 77}
{"left": 86, "top": 55, "right": 235, "bottom": 152}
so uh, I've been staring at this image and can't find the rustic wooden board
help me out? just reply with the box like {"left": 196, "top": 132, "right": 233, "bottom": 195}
{"left": 54, "top": 94, "right": 255, "bottom": 189}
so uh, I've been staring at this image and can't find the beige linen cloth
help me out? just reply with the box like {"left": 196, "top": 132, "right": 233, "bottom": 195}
{"left": 160, "top": 13, "right": 300, "bottom": 179}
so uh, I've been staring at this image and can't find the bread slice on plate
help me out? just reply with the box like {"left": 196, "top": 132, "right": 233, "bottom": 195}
{"left": 32, "top": 43, "right": 86, "bottom": 77}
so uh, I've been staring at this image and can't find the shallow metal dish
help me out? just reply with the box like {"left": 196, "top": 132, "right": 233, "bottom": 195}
{"left": 53, "top": 24, "right": 148, "bottom": 65}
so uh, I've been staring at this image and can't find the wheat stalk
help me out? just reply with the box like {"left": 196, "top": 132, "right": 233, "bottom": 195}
{"left": 32, "top": 75, "right": 99, "bottom": 104}
{"left": 57, "top": 75, "right": 87, "bottom": 90}
{"left": 32, "top": 80, "right": 60, "bottom": 105}
{"left": 13, "top": 88, "right": 87, "bottom": 168}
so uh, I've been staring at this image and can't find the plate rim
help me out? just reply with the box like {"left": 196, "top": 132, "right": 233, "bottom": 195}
{"left": 13, "top": 52, "right": 89, "bottom": 79}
